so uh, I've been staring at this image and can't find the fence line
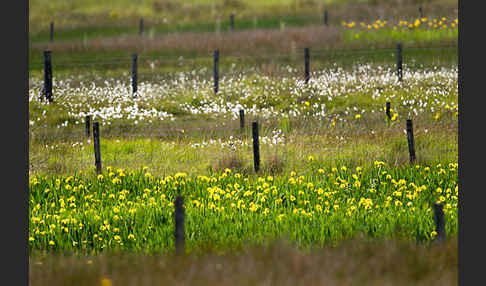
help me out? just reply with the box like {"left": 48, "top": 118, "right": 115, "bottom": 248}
{"left": 28, "top": 128, "right": 458, "bottom": 141}
{"left": 28, "top": 45, "right": 457, "bottom": 69}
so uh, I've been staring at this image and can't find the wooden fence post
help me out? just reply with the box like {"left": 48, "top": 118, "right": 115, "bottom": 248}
{"left": 397, "top": 43, "right": 403, "bottom": 81}
{"left": 174, "top": 195, "right": 185, "bottom": 255}
{"left": 132, "top": 54, "right": 138, "bottom": 96}
{"left": 433, "top": 203, "right": 445, "bottom": 242}
{"left": 50, "top": 22, "right": 54, "bottom": 42}
{"left": 214, "top": 50, "right": 219, "bottom": 94}
{"left": 85, "top": 115, "right": 91, "bottom": 137}
{"left": 239, "top": 109, "right": 245, "bottom": 131}
{"left": 230, "top": 13, "right": 235, "bottom": 31}
{"left": 406, "top": 119, "right": 416, "bottom": 164}
{"left": 139, "top": 18, "right": 144, "bottom": 36}
{"left": 386, "top": 102, "right": 391, "bottom": 121}
{"left": 324, "top": 9, "right": 328, "bottom": 26}
{"left": 419, "top": 6, "right": 424, "bottom": 18}
{"left": 304, "top": 48, "right": 310, "bottom": 84}
{"left": 43, "top": 50, "right": 53, "bottom": 103}
{"left": 93, "top": 122, "right": 102, "bottom": 175}
{"left": 252, "top": 122, "right": 260, "bottom": 173}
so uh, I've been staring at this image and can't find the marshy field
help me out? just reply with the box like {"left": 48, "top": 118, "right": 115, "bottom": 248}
{"left": 29, "top": 0, "right": 458, "bottom": 285}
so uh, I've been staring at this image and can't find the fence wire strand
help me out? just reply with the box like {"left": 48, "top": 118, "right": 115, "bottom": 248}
{"left": 29, "top": 45, "right": 457, "bottom": 69}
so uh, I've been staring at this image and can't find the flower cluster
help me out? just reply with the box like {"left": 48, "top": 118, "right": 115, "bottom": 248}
{"left": 29, "top": 162, "right": 458, "bottom": 252}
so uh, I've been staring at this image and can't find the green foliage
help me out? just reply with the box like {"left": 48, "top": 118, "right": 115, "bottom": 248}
{"left": 28, "top": 161, "right": 458, "bottom": 253}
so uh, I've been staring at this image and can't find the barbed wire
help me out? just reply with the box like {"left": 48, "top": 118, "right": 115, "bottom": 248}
{"left": 29, "top": 45, "right": 457, "bottom": 69}
{"left": 29, "top": 122, "right": 453, "bottom": 141}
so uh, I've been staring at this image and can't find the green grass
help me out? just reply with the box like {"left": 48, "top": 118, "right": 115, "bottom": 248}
{"left": 29, "top": 161, "right": 457, "bottom": 253}
{"left": 29, "top": 13, "right": 327, "bottom": 43}
{"left": 28, "top": 45, "right": 458, "bottom": 77}
{"left": 28, "top": 2, "right": 458, "bottom": 283}
{"left": 343, "top": 27, "right": 458, "bottom": 46}
{"left": 28, "top": 59, "right": 458, "bottom": 176}
{"left": 29, "top": 0, "right": 458, "bottom": 34}
{"left": 28, "top": 62, "right": 458, "bottom": 254}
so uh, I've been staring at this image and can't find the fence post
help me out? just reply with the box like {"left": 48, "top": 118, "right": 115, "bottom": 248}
{"left": 230, "top": 13, "right": 235, "bottom": 31}
{"left": 304, "top": 48, "right": 310, "bottom": 84}
{"left": 132, "top": 54, "right": 138, "bottom": 96}
{"left": 93, "top": 122, "right": 102, "bottom": 174}
{"left": 406, "top": 119, "right": 416, "bottom": 164}
{"left": 419, "top": 6, "right": 424, "bottom": 18}
{"left": 174, "top": 195, "right": 185, "bottom": 255}
{"left": 397, "top": 43, "right": 403, "bottom": 81}
{"left": 43, "top": 50, "right": 53, "bottom": 103}
{"left": 252, "top": 122, "right": 260, "bottom": 173}
{"left": 324, "top": 9, "right": 328, "bottom": 26}
{"left": 386, "top": 102, "right": 391, "bottom": 122}
{"left": 214, "top": 50, "right": 219, "bottom": 94}
{"left": 85, "top": 115, "right": 91, "bottom": 137}
{"left": 139, "top": 18, "right": 144, "bottom": 36}
{"left": 433, "top": 203, "right": 445, "bottom": 242}
{"left": 50, "top": 22, "right": 54, "bottom": 42}
{"left": 239, "top": 109, "right": 245, "bottom": 131}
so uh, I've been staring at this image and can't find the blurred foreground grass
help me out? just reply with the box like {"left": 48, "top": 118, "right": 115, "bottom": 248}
{"left": 29, "top": 237, "right": 457, "bottom": 286}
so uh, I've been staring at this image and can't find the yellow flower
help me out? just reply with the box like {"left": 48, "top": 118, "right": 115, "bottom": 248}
{"left": 249, "top": 203, "right": 259, "bottom": 212}
{"left": 304, "top": 101, "right": 310, "bottom": 106}
{"left": 308, "top": 155, "right": 314, "bottom": 162}
{"left": 355, "top": 114, "right": 361, "bottom": 119}
{"left": 97, "top": 174, "right": 104, "bottom": 180}
{"left": 374, "top": 161, "right": 385, "bottom": 167}
{"left": 243, "top": 190, "right": 253, "bottom": 197}
{"left": 49, "top": 240, "right": 55, "bottom": 246}
{"left": 101, "top": 278, "right": 112, "bottom": 286}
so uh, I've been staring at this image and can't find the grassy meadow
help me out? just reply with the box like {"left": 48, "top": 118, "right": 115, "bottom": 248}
{"left": 28, "top": 0, "right": 458, "bottom": 284}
